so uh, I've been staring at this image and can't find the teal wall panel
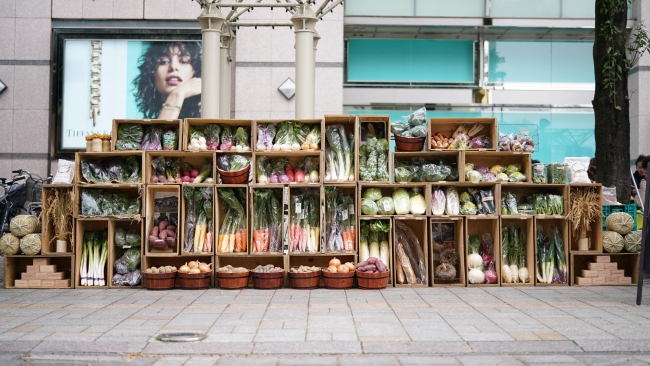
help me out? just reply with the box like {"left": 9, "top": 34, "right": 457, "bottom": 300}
{"left": 347, "top": 39, "right": 474, "bottom": 83}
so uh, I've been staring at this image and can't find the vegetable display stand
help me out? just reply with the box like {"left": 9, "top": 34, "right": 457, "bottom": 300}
{"left": 288, "top": 269, "right": 322, "bottom": 289}
{"left": 500, "top": 217, "right": 535, "bottom": 286}
{"left": 74, "top": 218, "right": 109, "bottom": 288}
{"left": 179, "top": 184, "right": 215, "bottom": 257}
{"left": 108, "top": 219, "right": 143, "bottom": 289}
{"left": 75, "top": 151, "right": 146, "bottom": 185}
{"left": 324, "top": 184, "right": 357, "bottom": 254}
{"left": 430, "top": 218, "right": 465, "bottom": 287}
{"left": 143, "top": 272, "right": 176, "bottom": 290}
{"left": 357, "top": 218, "right": 393, "bottom": 286}
{"left": 252, "top": 151, "right": 323, "bottom": 186}
{"left": 111, "top": 119, "right": 182, "bottom": 152}
{"left": 252, "top": 119, "right": 324, "bottom": 152}
{"left": 4, "top": 255, "right": 74, "bottom": 289}
{"left": 250, "top": 187, "right": 285, "bottom": 255}
{"left": 393, "top": 151, "right": 462, "bottom": 183}
{"left": 323, "top": 115, "right": 358, "bottom": 183}
{"left": 357, "top": 115, "right": 390, "bottom": 183}
{"left": 431, "top": 182, "right": 500, "bottom": 217}
{"left": 145, "top": 185, "right": 180, "bottom": 256}
{"left": 358, "top": 183, "right": 429, "bottom": 218}
{"left": 534, "top": 218, "right": 570, "bottom": 286}
{"left": 464, "top": 151, "right": 532, "bottom": 184}
{"left": 393, "top": 217, "right": 429, "bottom": 287}
{"left": 570, "top": 253, "right": 638, "bottom": 286}
{"left": 464, "top": 216, "right": 501, "bottom": 286}
{"left": 179, "top": 271, "right": 212, "bottom": 289}
{"left": 41, "top": 185, "right": 76, "bottom": 255}
{"left": 183, "top": 118, "right": 252, "bottom": 152}
{"left": 357, "top": 270, "right": 390, "bottom": 289}
{"left": 145, "top": 151, "right": 216, "bottom": 185}
{"left": 214, "top": 185, "right": 249, "bottom": 255}
{"left": 500, "top": 184, "right": 568, "bottom": 218}
{"left": 217, "top": 270, "right": 250, "bottom": 289}
{"left": 322, "top": 271, "right": 355, "bottom": 289}
{"left": 428, "top": 118, "right": 497, "bottom": 151}
{"left": 287, "top": 186, "right": 323, "bottom": 254}
{"left": 568, "top": 184, "right": 603, "bottom": 253}
{"left": 252, "top": 271, "right": 285, "bottom": 289}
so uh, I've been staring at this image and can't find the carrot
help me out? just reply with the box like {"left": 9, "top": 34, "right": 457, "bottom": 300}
{"left": 205, "top": 232, "right": 212, "bottom": 252}
{"left": 218, "top": 234, "right": 224, "bottom": 251}
{"left": 264, "top": 228, "right": 270, "bottom": 251}
{"left": 241, "top": 229, "right": 247, "bottom": 252}
{"left": 235, "top": 230, "right": 242, "bottom": 252}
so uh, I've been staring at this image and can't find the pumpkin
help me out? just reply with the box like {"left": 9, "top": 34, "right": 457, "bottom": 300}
{"left": 0, "top": 234, "right": 20, "bottom": 255}
{"left": 624, "top": 231, "right": 642, "bottom": 253}
{"left": 602, "top": 231, "right": 624, "bottom": 253}
{"left": 605, "top": 212, "right": 635, "bottom": 235}
{"left": 10, "top": 215, "right": 40, "bottom": 237}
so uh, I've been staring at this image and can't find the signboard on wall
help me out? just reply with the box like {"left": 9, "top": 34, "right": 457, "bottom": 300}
{"left": 61, "top": 40, "right": 203, "bottom": 149}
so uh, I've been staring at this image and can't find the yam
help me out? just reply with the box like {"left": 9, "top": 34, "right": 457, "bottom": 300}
{"left": 152, "top": 226, "right": 159, "bottom": 237}
{"left": 159, "top": 221, "right": 169, "bottom": 231}
{"left": 167, "top": 225, "right": 176, "bottom": 233}
{"left": 159, "top": 230, "right": 168, "bottom": 239}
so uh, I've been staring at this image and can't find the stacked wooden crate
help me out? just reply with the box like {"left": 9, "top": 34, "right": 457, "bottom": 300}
{"left": 14, "top": 258, "right": 71, "bottom": 288}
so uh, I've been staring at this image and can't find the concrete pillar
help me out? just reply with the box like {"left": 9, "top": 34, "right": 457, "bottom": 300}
{"left": 220, "top": 25, "right": 235, "bottom": 119}
{"left": 291, "top": 4, "right": 318, "bottom": 119}
{"left": 198, "top": 4, "right": 225, "bottom": 118}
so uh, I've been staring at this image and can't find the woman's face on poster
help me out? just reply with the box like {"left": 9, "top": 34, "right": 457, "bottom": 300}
{"left": 154, "top": 46, "right": 195, "bottom": 96}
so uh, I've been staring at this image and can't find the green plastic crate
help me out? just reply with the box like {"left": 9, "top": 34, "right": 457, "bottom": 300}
{"left": 602, "top": 204, "right": 638, "bottom": 231}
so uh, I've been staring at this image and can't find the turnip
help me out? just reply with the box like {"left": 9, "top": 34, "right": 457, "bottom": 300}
{"left": 510, "top": 264, "right": 519, "bottom": 283}
{"left": 468, "top": 268, "right": 485, "bottom": 284}
{"left": 279, "top": 174, "right": 290, "bottom": 183}
{"left": 269, "top": 173, "right": 279, "bottom": 183}
{"left": 190, "top": 169, "right": 199, "bottom": 178}
{"left": 309, "top": 170, "right": 319, "bottom": 183}
{"left": 502, "top": 264, "right": 512, "bottom": 283}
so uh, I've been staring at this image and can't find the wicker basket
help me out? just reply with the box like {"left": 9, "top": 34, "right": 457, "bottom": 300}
{"left": 288, "top": 270, "right": 321, "bottom": 289}
{"left": 217, "top": 271, "right": 250, "bottom": 289}
{"left": 322, "top": 271, "right": 355, "bottom": 289}
{"left": 143, "top": 272, "right": 177, "bottom": 290}
{"left": 178, "top": 271, "right": 211, "bottom": 289}
{"left": 251, "top": 271, "right": 284, "bottom": 289}
{"left": 356, "top": 271, "right": 389, "bottom": 289}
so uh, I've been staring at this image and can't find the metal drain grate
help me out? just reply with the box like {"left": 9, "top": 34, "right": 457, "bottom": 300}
{"left": 156, "top": 332, "right": 207, "bottom": 342}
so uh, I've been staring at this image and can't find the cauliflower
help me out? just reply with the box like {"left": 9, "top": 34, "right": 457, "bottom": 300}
{"left": 496, "top": 173, "right": 509, "bottom": 182}
{"left": 466, "top": 170, "right": 482, "bottom": 182}
{"left": 460, "top": 201, "right": 478, "bottom": 215}
{"left": 490, "top": 165, "right": 505, "bottom": 174}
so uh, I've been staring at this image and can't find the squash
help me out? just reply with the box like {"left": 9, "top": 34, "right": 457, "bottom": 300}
{"left": 605, "top": 212, "right": 635, "bottom": 235}
{"left": 624, "top": 231, "right": 642, "bottom": 253}
{"left": 603, "top": 231, "right": 624, "bottom": 253}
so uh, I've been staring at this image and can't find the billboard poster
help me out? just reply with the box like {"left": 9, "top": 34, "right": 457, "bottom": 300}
{"left": 61, "top": 40, "right": 202, "bottom": 149}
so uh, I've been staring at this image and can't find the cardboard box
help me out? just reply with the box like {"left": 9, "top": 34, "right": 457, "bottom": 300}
{"left": 588, "top": 263, "right": 605, "bottom": 270}
{"left": 54, "top": 279, "right": 71, "bottom": 288}
{"left": 604, "top": 262, "right": 618, "bottom": 270}
{"left": 28, "top": 280, "right": 41, "bottom": 287}
{"left": 582, "top": 270, "right": 598, "bottom": 278}
{"left": 26, "top": 265, "right": 39, "bottom": 274}
{"left": 595, "top": 256, "right": 610, "bottom": 263}
{"left": 597, "top": 270, "right": 611, "bottom": 277}
{"left": 33, "top": 258, "right": 51, "bottom": 266}
{"left": 576, "top": 277, "right": 593, "bottom": 285}
{"left": 605, "top": 277, "right": 619, "bottom": 285}
{"left": 592, "top": 277, "right": 605, "bottom": 285}
{"left": 14, "top": 280, "right": 28, "bottom": 288}
{"left": 610, "top": 270, "right": 624, "bottom": 277}
{"left": 40, "top": 280, "right": 55, "bottom": 287}
{"left": 39, "top": 265, "right": 57, "bottom": 273}
{"left": 46, "top": 273, "right": 65, "bottom": 280}
{"left": 619, "top": 277, "right": 632, "bottom": 285}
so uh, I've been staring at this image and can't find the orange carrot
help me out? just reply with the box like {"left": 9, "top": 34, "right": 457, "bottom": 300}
{"left": 235, "top": 230, "right": 242, "bottom": 252}
{"left": 252, "top": 230, "right": 259, "bottom": 252}
{"left": 263, "top": 228, "right": 270, "bottom": 251}
{"left": 241, "top": 229, "right": 247, "bottom": 252}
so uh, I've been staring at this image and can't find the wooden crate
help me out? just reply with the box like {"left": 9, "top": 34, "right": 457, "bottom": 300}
{"left": 429, "top": 182, "right": 500, "bottom": 217}
{"left": 183, "top": 118, "right": 253, "bottom": 151}
{"left": 75, "top": 151, "right": 146, "bottom": 185}
{"left": 500, "top": 216, "right": 535, "bottom": 286}
{"left": 75, "top": 218, "right": 110, "bottom": 288}
{"left": 252, "top": 151, "right": 323, "bottom": 186}
{"left": 430, "top": 217, "right": 465, "bottom": 287}
{"left": 287, "top": 186, "right": 323, "bottom": 254}
{"left": 143, "top": 255, "right": 215, "bottom": 288}
{"left": 252, "top": 119, "right": 324, "bottom": 152}
{"left": 41, "top": 185, "right": 75, "bottom": 255}
{"left": 74, "top": 185, "right": 143, "bottom": 218}
{"left": 250, "top": 187, "right": 285, "bottom": 255}
{"left": 145, "top": 151, "right": 216, "bottom": 185}
{"left": 324, "top": 183, "right": 357, "bottom": 254}
{"left": 534, "top": 217, "right": 570, "bottom": 286}
{"left": 145, "top": 185, "right": 181, "bottom": 256}
{"left": 111, "top": 119, "right": 182, "bottom": 151}
{"left": 4, "top": 255, "right": 74, "bottom": 289}
{"left": 214, "top": 184, "right": 248, "bottom": 255}
{"left": 464, "top": 151, "right": 532, "bottom": 184}
{"left": 178, "top": 183, "right": 216, "bottom": 257}
{"left": 428, "top": 118, "right": 497, "bottom": 151}
{"left": 323, "top": 115, "right": 358, "bottom": 183}
{"left": 393, "top": 217, "right": 428, "bottom": 287}
{"left": 464, "top": 216, "right": 501, "bottom": 286}
{"left": 358, "top": 183, "right": 429, "bottom": 219}
{"left": 500, "top": 183, "right": 568, "bottom": 217}
{"left": 357, "top": 115, "right": 391, "bottom": 183}
{"left": 359, "top": 217, "right": 393, "bottom": 286}
{"left": 570, "top": 253, "right": 639, "bottom": 286}
{"left": 393, "top": 151, "right": 462, "bottom": 183}
{"left": 568, "top": 184, "right": 603, "bottom": 253}
{"left": 108, "top": 219, "right": 144, "bottom": 289}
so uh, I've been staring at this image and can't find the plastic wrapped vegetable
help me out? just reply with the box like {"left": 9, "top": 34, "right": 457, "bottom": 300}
{"left": 466, "top": 170, "right": 482, "bottom": 182}
{"left": 123, "top": 248, "right": 141, "bottom": 272}
{"left": 303, "top": 125, "right": 321, "bottom": 150}
{"left": 496, "top": 173, "right": 509, "bottom": 182}
{"left": 366, "top": 137, "right": 378, "bottom": 180}
{"left": 233, "top": 127, "right": 250, "bottom": 152}
{"left": 532, "top": 163, "right": 547, "bottom": 184}
{"left": 422, "top": 163, "right": 451, "bottom": 182}
{"left": 504, "top": 192, "right": 519, "bottom": 215}
{"left": 509, "top": 171, "right": 526, "bottom": 182}
{"left": 362, "top": 188, "right": 383, "bottom": 202}
{"left": 445, "top": 187, "right": 460, "bottom": 215}
{"left": 219, "top": 125, "right": 233, "bottom": 151}
{"left": 480, "top": 189, "right": 496, "bottom": 214}
{"left": 470, "top": 137, "right": 484, "bottom": 149}
{"left": 460, "top": 201, "right": 478, "bottom": 215}
{"left": 256, "top": 124, "right": 275, "bottom": 151}
{"left": 114, "top": 227, "right": 127, "bottom": 247}
{"left": 376, "top": 197, "right": 395, "bottom": 215}
{"left": 392, "top": 188, "right": 411, "bottom": 215}
{"left": 395, "top": 166, "right": 415, "bottom": 183}
{"left": 481, "top": 172, "right": 497, "bottom": 182}
{"left": 126, "top": 229, "right": 141, "bottom": 246}
{"left": 141, "top": 125, "right": 163, "bottom": 150}
{"left": 115, "top": 123, "right": 143, "bottom": 150}
{"left": 505, "top": 164, "right": 521, "bottom": 176}
{"left": 228, "top": 155, "right": 250, "bottom": 172}
{"left": 459, "top": 191, "right": 472, "bottom": 204}
{"left": 361, "top": 198, "right": 379, "bottom": 215}
{"left": 409, "top": 192, "right": 426, "bottom": 215}
{"left": 204, "top": 124, "right": 221, "bottom": 150}
{"left": 256, "top": 156, "right": 271, "bottom": 184}
{"left": 376, "top": 138, "right": 390, "bottom": 181}
{"left": 431, "top": 187, "right": 446, "bottom": 215}
{"left": 490, "top": 165, "right": 505, "bottom": 174}
{"left": 162, "top": 129, "right": 178, "bottom": 150}
{"left": 394, "top": 220, "right": 427, "bottom": 284}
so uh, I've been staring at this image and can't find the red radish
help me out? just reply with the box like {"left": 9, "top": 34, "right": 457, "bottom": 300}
{"left": 182, "top": 170, "right": 190, "bottom": 177}
{"left": 294, "top": 169, "right": 305, "bottom": 183}
{"left": 190, "top": 169, "right": 199, "bottom": 178}
{"left": 285, "top": 164, "right": 293, "bottom": 174}
{"left": 181, "top": 176, "right": 192, "bottom": 183}
{"left": 286, "top": 170, "right": 295, "bottom": 182}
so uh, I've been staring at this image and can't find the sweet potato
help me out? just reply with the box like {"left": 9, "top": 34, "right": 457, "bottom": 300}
{"left": 159, "top": 229, "right": 168, "bottom": 240}
{"left": 376, "top": 260, "right": 387, "bottom": 272}
{"left": 166, "top": 225, "right": 176, "bottom": 233}
{"left": 367, "top": 257, "right": 377, "bottom": 264}
{"left": 152, "top": 226, "right": 159, "bottom": 237}
{"left": 159, "top": 221, "right": 169, "bottom": 231}
{"left": 149, "top": 235, "right": 159, "bottom": 243}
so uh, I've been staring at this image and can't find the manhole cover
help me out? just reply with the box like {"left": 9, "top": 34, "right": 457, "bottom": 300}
{"left": 156, "top": 332, "right": 207, "bottom": 342}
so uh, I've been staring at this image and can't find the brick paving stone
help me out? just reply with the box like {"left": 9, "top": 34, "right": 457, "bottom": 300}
{"left": 277, "top": 356, "right": 339, "bottom": 365}
{"left": 217, "top": 356, "right": 278, "bottom": 366}
{"left": 456, "top": 354, "right": 524, "bottom": 365}
{"left": 340, "top": 355, "right": 400, "bottom": 366}
{"left": 362, "top": 341, "right": 472, "bottom": 354}
{"left": 144, "top": 341, "right": 253, "bottom": 355}
{"left": 185, "top": 356, "right": 221, "bottom": 366}
{"left": 515, "top": 355, "right": 582, "bottom": 364}
{"left": 253, "top": 341, "right": 362, "bottom": 354}
{"left": 572, "top": 354, "right": 648, "bottom": 366}
{"left": 469, "top": 340, "right": 582, "bottom": 353}
{"left": 397, "top": 355, "right": 461, "bottom": 365}
{"left": 151, "top": 356, "right": 190, "bottom": 366}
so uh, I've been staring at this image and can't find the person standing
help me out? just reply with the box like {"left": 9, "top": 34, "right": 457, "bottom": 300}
{"left": 635, "top": 156, "right": 649, "bottom": 208}
{"left": 632, "top": 155, "right": 647, "bottom": 198}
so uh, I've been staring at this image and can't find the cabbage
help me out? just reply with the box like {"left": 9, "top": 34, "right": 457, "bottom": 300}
{"left": 432, "top": 188, "right": 446, "bottom": 215}
{"left": 465, "top": 163, "right": 475, "bottom": 172}
{"left": 410, "top": 194, "right": 426, "bottom": 215}
{"left": 376, "top": 197, "right": 395, "bottom": 215}
{"left": 460, "top": 201, "right": 478, "bottom": 215}
{"left": 445, "top": 187, "right": 460, "bottom": 215}
{"left": 466, "top": 170, "right": 482, "bottom": 182}
{"left": 361, "top": 198, "right": 379, "bottom": 215}
{"left": 459, "top": 191, "right": 472, "bottom": 204}
{"left": 363, "top": 188, "right": 383, "bottom": 202}
{"left": 392, "top": 188, "right": 411, "bottom": 215}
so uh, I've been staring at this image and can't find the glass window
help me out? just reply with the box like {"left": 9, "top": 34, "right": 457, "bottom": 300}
{"left": 345, "top": 0, "right": 414, "bottom": 16}
{"left": 414, "top": 0, "right": 485, "bottom": 17}
{"left": 347, "top": 39, "right": 475, "bottom": 83}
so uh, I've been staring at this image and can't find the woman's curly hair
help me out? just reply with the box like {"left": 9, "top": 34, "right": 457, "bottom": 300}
{"left": 132, "top": 42, "right": 202, "bottom": 119}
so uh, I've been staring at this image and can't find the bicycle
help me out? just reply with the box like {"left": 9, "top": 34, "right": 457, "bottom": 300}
{"left": 0, "top": 176, "right": 27, "bottom": 233}
{"left": 11, "top": 170, "right": 53, "bottom": 218}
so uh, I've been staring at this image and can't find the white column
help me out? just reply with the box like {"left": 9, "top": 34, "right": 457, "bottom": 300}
{"left": 291, "top": 4, "right": 318, "bottom": 119}
{"left": 198, "top": 4, "right": 225, "bottom": 118}
{"left": 220, "top": 26, "right": 235, "bottom": 119}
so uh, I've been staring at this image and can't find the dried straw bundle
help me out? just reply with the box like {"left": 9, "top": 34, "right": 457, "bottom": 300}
{"left": 44, "top": 188, "right": 74, "bottom": 244}
{"left": 567, "top": 187, "right": 601, "bottom": 241}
